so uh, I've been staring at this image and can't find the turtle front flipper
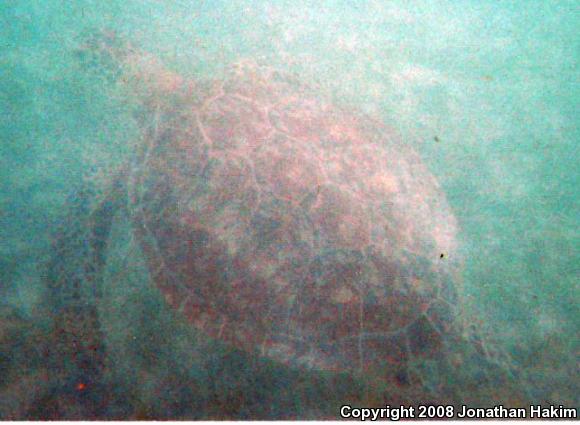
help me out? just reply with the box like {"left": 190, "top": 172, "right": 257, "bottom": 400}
{"left": 43, "top": 174, "right": 126, "bottom": 419}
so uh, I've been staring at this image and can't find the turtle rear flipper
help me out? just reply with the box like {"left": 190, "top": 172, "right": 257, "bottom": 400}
{"left": 44, "top": 175, "right": 126, "bottom": 419}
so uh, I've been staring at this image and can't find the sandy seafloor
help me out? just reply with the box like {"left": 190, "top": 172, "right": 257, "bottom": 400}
{"left": 0, "top": 0, "right": 578, "bottom": 420}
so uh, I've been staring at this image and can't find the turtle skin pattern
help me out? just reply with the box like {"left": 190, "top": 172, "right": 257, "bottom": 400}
{"left": 127, "top": 62, "right": 460, "bottom": 375}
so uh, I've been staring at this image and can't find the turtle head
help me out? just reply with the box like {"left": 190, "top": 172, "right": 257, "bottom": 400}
{"left": 75, "top": 30, "right": 136, "bottom": 84}
{"left": 75, "top": 30, "right": 186, "bottom": 98}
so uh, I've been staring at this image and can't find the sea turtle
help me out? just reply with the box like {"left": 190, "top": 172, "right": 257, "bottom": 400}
{"left": 46, "top": 33, "right": 467, "bottom": 413}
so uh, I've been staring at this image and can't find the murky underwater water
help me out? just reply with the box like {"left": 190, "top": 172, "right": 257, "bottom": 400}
{"left": 1, "top": 0, "right": 578, "bottom": 419}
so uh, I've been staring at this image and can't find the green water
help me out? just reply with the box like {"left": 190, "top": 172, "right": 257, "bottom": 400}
{"left": 1, "top": 0, "right": 578, "bottom": 419}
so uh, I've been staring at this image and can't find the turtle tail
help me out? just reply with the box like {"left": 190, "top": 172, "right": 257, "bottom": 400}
{"left": 43, "top": 174, "right": 126, "bottom": 419}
